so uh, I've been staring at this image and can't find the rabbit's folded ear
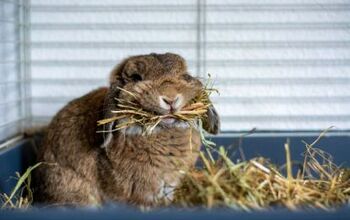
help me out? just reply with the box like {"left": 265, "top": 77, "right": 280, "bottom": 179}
{"left": 202, "top": 104, "right": 220, "bottom": 134}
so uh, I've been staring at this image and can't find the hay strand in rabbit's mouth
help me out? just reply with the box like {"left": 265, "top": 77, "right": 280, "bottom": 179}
{"left": 97, "top": 85, "right": 216, "bottom": 134}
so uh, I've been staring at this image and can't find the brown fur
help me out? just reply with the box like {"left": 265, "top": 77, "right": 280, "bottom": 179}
{"left": 34, "top": 53, "right": 220, "bottom": 207}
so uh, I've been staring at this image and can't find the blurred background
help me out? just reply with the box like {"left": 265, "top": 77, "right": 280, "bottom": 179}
{"left": 1, "top": 0, "right": 350, "bottom": 142}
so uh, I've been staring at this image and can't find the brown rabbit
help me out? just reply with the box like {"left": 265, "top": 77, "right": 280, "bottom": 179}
{"left": 34, "top": 53, "right": 220, "bottom": 207}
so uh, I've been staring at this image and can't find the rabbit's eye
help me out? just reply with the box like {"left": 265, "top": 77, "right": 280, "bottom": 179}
{"left": 182, "top": 74, "right": 193, "bottom": 82}
{"left": 130, "top": 73, "right": 142, "bottom": 82}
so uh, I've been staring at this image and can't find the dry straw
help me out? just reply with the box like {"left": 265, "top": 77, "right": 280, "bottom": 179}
{"left": 174, "top": 131, "right": 350, "bottom": 210}
{"left": 97, "top": 81, "right": 217, "bottom": 134}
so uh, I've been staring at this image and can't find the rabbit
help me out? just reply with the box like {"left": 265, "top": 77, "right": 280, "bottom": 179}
{"left": 34, "top": 53, "right": 220, "bottom": 207}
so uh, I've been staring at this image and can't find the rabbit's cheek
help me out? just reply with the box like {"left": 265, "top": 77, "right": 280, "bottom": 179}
{"left": 133, "top": 80, "right": 153, "bottom": 94}
{"left": 134, "top": 89, "right": 162, "bottom": 113}
{"left": 143, "top": 95, "right": 163, "bottom": 113}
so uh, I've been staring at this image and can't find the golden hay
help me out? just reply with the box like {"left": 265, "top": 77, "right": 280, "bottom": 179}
{"left": 97, "top": 86, "right": 216, "bottom": 134}
{"left": 174, "top": 134, "right": 350, "bottom": 211}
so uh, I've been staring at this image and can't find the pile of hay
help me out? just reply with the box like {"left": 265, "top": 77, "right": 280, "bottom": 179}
{"left": 174, "top": 134, "right": 350, "bottom": 210}
{"left": 97, "top": 86, "right": 216, "bottom": 134}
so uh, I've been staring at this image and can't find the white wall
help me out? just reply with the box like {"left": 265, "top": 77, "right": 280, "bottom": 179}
{"left": 30, "top": 0, "right": 350, "bottom": 132}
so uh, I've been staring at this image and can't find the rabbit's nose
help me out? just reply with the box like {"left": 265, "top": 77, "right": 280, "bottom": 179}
{"left": 159, "top": 95, "right": 181, "bottom": 112}
{"left": 162, "top": 96, "right": 176, "bottom": 106}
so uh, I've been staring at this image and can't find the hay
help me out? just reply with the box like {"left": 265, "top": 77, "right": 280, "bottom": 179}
{"left": 97, "top": 85, "right": 216, "bottom": 134}
{"left": 1, "top": 134, "right": 350, "bottom": 210}
{"left": 1, "top": 163, "right": 41, "bottom": 209}
{"left": 174, "top": 133, "right": 350, "bottom": 211}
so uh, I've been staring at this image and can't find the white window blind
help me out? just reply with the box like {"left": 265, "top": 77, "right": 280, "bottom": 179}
{"left": 205, "top": 0, "right": 350, "bottom": 131}
{"left": 0, "top": 0, "right": 30, "bottom": 142}
{"left": 30, "top": 0, "right": 199, "bottom": 125}
{"left": 26, "top": 0, "right": 350, "bottom": 132}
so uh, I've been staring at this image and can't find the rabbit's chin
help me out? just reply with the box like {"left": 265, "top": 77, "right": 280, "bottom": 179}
{"left": 159, "top": 118, "right": 191, "bottom": 129}
{"left": 161, "top": 118, "right": 176, "bottom": 125}
{"left": 120, "top": 120, "right": 192, "bottom": 136}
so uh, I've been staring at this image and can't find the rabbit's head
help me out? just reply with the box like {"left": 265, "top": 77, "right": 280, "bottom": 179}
{"left": 104, "top": 53, "right": 220, "bottom": 137}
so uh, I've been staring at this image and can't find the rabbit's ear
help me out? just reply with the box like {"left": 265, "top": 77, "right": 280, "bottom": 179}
{"left": 109, "top": 58, "right": 128, "bottom": 85}
{"left": 202, "top": 104, "right": 220, "bottom": 134}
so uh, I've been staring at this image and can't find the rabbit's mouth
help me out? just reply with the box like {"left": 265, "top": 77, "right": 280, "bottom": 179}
{"left": 120, "top": 116, "right": 191, "bottom": 136}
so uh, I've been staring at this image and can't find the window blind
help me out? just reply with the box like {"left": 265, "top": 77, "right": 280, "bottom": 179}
{"left": 29, "top": 0, "right": 350, "bottom": 132}
{"left": 205, "top": 0, "right": 350, "bottom": 131}
{"left": 0, "top": 0, "right": 30, "bottom": 142}
{"left": 30, "top": 0, "right": 200, "bottom": 125}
